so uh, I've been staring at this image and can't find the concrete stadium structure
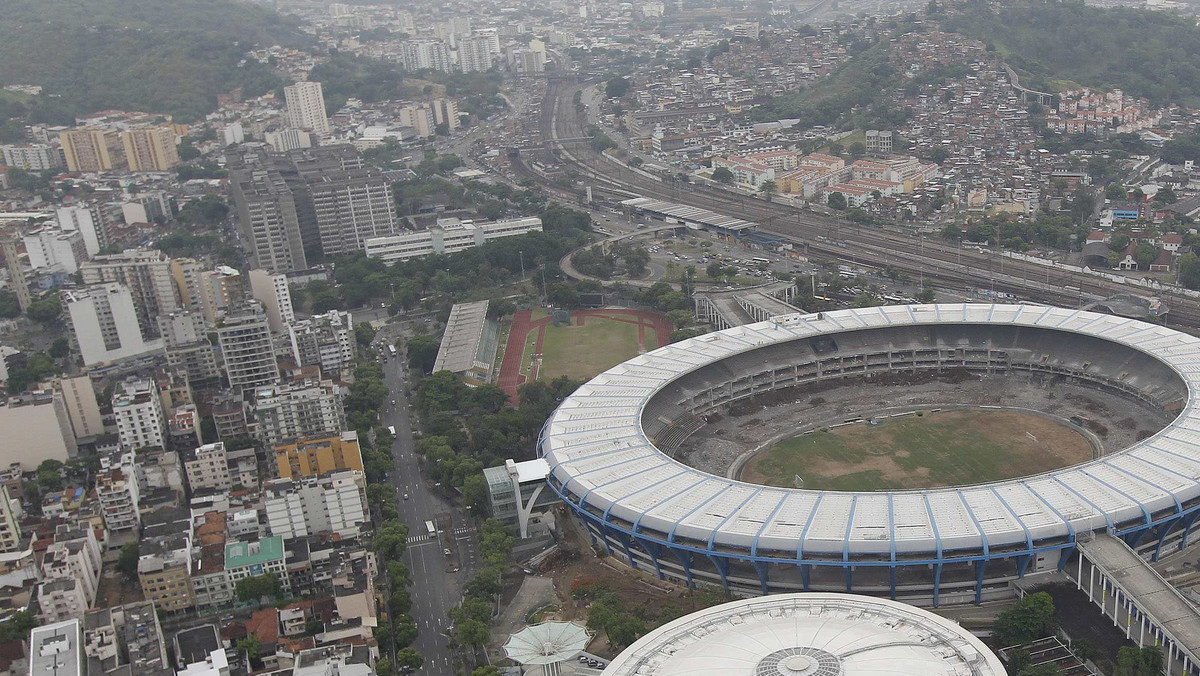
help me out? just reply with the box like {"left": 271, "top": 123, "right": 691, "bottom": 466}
{"left": 538, "top": 304, "right": 1200, "bottom": 606}
{"left": 600, "top": 592, "right": 1005, "bottom": 675}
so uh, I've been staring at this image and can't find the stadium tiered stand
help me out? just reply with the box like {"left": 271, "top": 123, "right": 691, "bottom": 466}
{"left": 538, "top": 304, "right": 1200, "bottom": 606}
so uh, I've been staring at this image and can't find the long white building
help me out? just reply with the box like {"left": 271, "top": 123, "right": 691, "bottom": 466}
{"left": 263, "top": 470, "right": 369, "bottom": 540}
{"left": 364, "top": 216, "right": 542, "bottom": 263}
{"left": 64, "top": 284, "right": 163, "bottom": 366}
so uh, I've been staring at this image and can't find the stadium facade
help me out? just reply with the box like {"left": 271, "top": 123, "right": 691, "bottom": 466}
{"left": 538, "top": 304, "right": 1200, "bottom": 605}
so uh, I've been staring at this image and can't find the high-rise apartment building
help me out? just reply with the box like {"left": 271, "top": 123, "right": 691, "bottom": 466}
{"left": 56, "top": 205, "right": 108, "bottom": 256}
{"left": 287, "top": 310, "right": 356, "bottom": 377}
{"left": 264, "top": 128, "right": 312, "bottom": 153}
{"left": 120, "top": 128, "right": 180, "bottom": 172}
{"left": 0, "top": 237, "right": 30, "bottom": 312}
{"left": 22, "top": 227, "right": 88, "bottom": 273}
{"left": 199, "top": 266, "right": 245, "bottom": 324}
{"left": 251, "top": 378, "right": 346, "bottom": 449}
{"left": 284, "top": 81, "right": 331, "bottom": 136}
{"left": 58, "top": 376, "right": 104, "bottom": 441}
{"left": 263, "top": 470, "right": 368, "bottom": 539}
{"left": 157, "top": 310, "right": 220, "bottom": 384}
{"left": 183, "top": 442, "right": 233, "bottom": 493}
{"left": 305, "top": 168, "right": 397, "bottom": 255}
{"left": 458, "top": 36, "right": 494, "bottom": 73}
{"left": 1, "top": 144, "right": 64, "bottom": 171}
{"left": 59, "top": 129, "right": 127, "bottom": 173}
{"left": 63, "top": 284, "right": 162, "bottom": 366}
{"left": 79, "top": 250, "right": 181, "bottom": 339}
{"left": 400, "top": 41, "right": 453, "bottom": 72}
{"left": 0, "top": 485, "right": 22, "bottom": 554}
{"left": 112, "top": 377, "right": 166, "bottom": 451}
{"left": 274, "top": 431, "right": 363, "bottom": 480}
{"left": 216, "top": 302, "right": 279, "bottom": 391}
{"left": 228, "top": 152, "right": 309, "bottom": 273}
{"left": 399, "top": 105, "right": 436, "bottom": 137}
{"left": 248, "top": 269, "right": 295, "bottom": 333}
{"left": 96, "top": 452, "right": 141, "bottom": 534}
{"left": 433, "top": 98, "right": 461, "bottom": 130}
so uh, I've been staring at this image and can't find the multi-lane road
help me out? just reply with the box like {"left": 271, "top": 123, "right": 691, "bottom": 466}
{"left": 529, "top": 77, "right": 1200, "bottom": 330}
{"left": 375, "top": 330, "right": 479, "bottom": 675}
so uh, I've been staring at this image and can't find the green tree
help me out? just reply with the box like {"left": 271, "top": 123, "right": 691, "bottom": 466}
{"left": 1136, "top": 242, "right": 1157, "bottom": 270}
{"left": 26, "top": 292, "right": 61, "bottom": 323}
{"left": 236, "top": 635, "right": 261, "bottom": 660}
{"left": 355, "top": 322, "right": 377, "bottom": 348}
{"left": 373, "top": 658, "right": 393, "bottom": 676}
{"left": 1019, "top": 664, "right": 1060, "bottom": 676}
{"left": 992, "top": 592, "right": 1055, "bottom": 646}
{"left": 605, "top": 77, "right": 630, "bottom": 99}
{"left": 394, "top": 649, "right": 423, "bottom": 672}
{"left": 473, "top": 668, "right": 502, "bottom": 676}
{"left": 827, "top": 192, "right": 848, "bottom": 211}
{"left": 49, "top": 337, "right": 70, "bottom": 359}
{"left": 405, "top": 335, "right": 439, "bottom": 374}
{"left": 235, "top": 573, "right": 283, "bottom": 603}
{"left": 0, "top": 611, "right": 37, "bottom": 642}
{"left": 116, "top": 542, "right": 139, "bottom": 582}
{"left": 711, "top": 167, "right": 734, "bottom": 184}
{"left": 456, "top": 618, "right": 490, "bottom": 647}
{"left": 0, "top": 291, "right": 20, "bottom": 318}
{"left": 759, "top": 180, "right": 778, "bottom": 202}
{"left": 1106, "top": 183, "right": 1128, "bottom": 201}
{"left": 849, "top": 141, "right": 867, "bottom": 157}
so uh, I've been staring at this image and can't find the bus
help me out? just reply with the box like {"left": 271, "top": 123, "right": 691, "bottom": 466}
{"left": 387, "top": 426, "right": 396, "bottom": 436}
{"left": 751, "top": 257, "right": 771, "bottom": 266}
{"left": 425, "top": 520, "right": 437, "bottom": 537}
{"left": 387, "top": 344, "right": 397, "bottom": 359}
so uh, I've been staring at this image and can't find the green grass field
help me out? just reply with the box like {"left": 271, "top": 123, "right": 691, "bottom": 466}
{"left": 538, "top": 315, "right": 651, "bottom": 381}
{"left": 740, "top": 410, "right": 1093, "bottom": 491}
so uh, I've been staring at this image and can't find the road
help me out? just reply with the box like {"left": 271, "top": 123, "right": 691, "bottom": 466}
{"left": 376, "top": 332, "right": 478, "bottom": 675}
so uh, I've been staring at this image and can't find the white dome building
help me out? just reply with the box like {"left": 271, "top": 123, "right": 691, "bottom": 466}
{"left": 600, "top": 593, "right": 1005, "bottom": 676}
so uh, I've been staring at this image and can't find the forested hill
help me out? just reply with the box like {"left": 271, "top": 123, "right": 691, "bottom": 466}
{"left": 0, "top": 0, "right": 312, "bottom": 123}
{"left": 942, "top": 0, "right": 1200, "bottom": 106}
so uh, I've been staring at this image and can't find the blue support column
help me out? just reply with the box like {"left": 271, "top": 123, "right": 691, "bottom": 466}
{"left": 800, "top": 564, "right": 812, "bottom": 590}
{"left": 754, "top": 561, "right": 770, "bottom": 596}
{"left": 889, "top": 566, "right": 897, "bottom": 600}
{"left": 707, "top": 555, "right": 731, "bottom": 593}
{"left": 1057, "top": 546, "right": 1075, "bottom": 571}
{"left": 1180, "top": 511, "right": 1200, "bottom": 551}
{"left": 974, "top": 560, "right": 988, "bottom": 605}
{"left": 672, "top": 549, "right": 695, "bottom": 588}
{"left": 1154, "top": 517, "right": 1182, "bottom": 562}
{"left": 844, "top": 564, "right": 853, "bottom": 592}
{"left": 1017, "top": 554, "right": 1032, "bottom": 578}
{"left": 1124, "top": 529, "right": 1148, "bottom": 550}
{"left": 615, "top": 531, "right": 638, "bottom": 570}
{"left": 932, "top": 563, "right": 943, "bottom": 608}
{"left": 644, "top": 541, "right": 665, "bottom": 580}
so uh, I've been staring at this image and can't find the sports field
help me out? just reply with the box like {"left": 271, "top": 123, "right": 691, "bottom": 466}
{"left": 739, "top": 410, "right": 1094, "bottom": 491}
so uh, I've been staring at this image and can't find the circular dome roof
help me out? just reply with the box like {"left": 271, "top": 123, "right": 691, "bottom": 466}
{"left": 600, "top": 594, "right": 1005, "bottom": 676}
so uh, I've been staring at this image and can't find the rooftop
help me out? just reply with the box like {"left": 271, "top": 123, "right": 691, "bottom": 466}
{"left": 225, "top": 536, "right": 285, "bottom": 570}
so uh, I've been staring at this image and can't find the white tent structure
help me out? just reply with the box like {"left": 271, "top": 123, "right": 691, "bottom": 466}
{"left": 503, "top": 621, "right": 592, "bottom": 666}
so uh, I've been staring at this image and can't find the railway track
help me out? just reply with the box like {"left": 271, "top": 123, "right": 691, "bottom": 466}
{"left": 531, "top": 79, "right": 1200, "bottom": 330}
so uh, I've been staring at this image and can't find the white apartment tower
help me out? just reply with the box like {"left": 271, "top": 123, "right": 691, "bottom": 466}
{"left": 284, "top": 81, "right": 331, "bottom": 136}
{"left": 263, "top": 470, "right": 368, "bottom": 539}
{"left": 112, "top": 377, "right": 166, "bottom": 451}
{"left": 63, "top": 284, "right": 162, "bottom": 367}
{"left": 216, "top": 302, "right": 279, "bottom": 391}
{"left": 248, "top": 269, "right": 295, "bottom": 333}
{"left": 458, "top": 36, "right": 494, "bottom": 73}
{"left": 56, "top": 205, "right": 107, "bottom": 256}
{"left": 184, "top": 442, "right": 233, "bottom": 493}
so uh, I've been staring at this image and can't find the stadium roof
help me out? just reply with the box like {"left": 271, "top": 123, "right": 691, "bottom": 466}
{"left": 541, "top": 304, "right": 1200, "bottom": 556}
{"left": 620, "top": 197, "right": 758, "bottom": 233}
{"left": 601, "top": 593, "right": 1005, "bottom": 675}
{"left": 433, "top": 300, "right": 491, "bottom": 374}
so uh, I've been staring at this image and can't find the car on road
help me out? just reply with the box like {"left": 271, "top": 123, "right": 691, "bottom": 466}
{"left": 403, "top": 493, "right": 409, "bottom": 500}
{"left": 443, "top": 548, "right": 452, "bottom": 556}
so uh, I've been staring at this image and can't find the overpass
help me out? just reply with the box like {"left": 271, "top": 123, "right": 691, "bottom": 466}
{"left": 693, "top": 280, "right": 800, "bottom": 328}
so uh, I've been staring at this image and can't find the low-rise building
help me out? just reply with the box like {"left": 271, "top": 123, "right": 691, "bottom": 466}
{"left": 263, "top": 471, "right": 369, "bottom": 540}
{"left": 363, "top": 216, "right": 542, "bottom": 263}
{"left": 273, "top": 431, "right": 363, "bottom": 481}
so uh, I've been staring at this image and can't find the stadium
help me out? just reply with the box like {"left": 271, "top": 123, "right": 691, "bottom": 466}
{"left": 537, "top": 304, "right": 1200, "bottom": 606}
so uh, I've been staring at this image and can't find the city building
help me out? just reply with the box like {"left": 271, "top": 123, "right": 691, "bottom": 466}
{"left": 137, "top": 532, "right": 194, "bottom": 613}
{"left": 287, "top": 310, "right": 355, "bottom": 377}
{"left": 263, "top": 470, "right": 369, "bottom": 540}
{"left": 248, "top": 269, "right": 295, "bottom": 333}
{"left": 23, "top": 227, "right": 87, "bottom": 273}
{"left": 58, "top": 376, "right": 104, "bottom": 441}
{"left": 432, "top": 98, "right": 460, "bottom": 130}
{"left": 0, "top": 389, "right": 75, "bottom": 469}
{"left": 59, "top": 129, "right": 126, "bottom": 173}
{"left": 292, "top": 645, "right": 371, "bottom": 676}
{"left": 0, "top": 235, "right": 31, "bottom": 312}
{"left": 63, "top": 284, "right": 163, "bottom": 366}
{"left": 399, "top": 105, "right": 435, "bottom": 138}
{"left": 284, "top": 81, "right": 331, "bottom": 137}
{"left": 483, "top": 459, "right": 556, "bottom": 538}
{"left": 400, "top": 41, "right": 453, "bottom": 72}
{"left": 120, "top": 128, "right": 180, "bottom": 172}
{"left": 29, "top": 619, "right": 85, "bottom": 676}
{"left": 274, "top": 431, "right": 363, "bottom": 480}
{"left": 79, "top": 250, "right": 181, "bottom": 339}
{"left": 216, "top": 302, "right": 279, "bottom": 391}
{"left": 112, "top": 377, "right": 166, "bottom": 451}
{"left": 40, "top": 522, "right": 103, "bottom": 612}
{"left": 225, "top": 536, "right": 289, "bottom": 588}
{"left": 305, "top": 168, "right": 397, "bottom": 256}
{"left": 264, "top": 128, "right": 312, "bottom": 153}
{"left": 252, "top": 379, "right": 346, "bottom": 449}
{"left": 0, "top": 485, "right": 22, "bottom": 554}
{"left": 38, "top": 578, "right": 91, "bottom": 625}
{"left": 1, "top": 144, "right": 64, "bottom": 171}
{"left": 433, "top": 300, "right": 498, "bottom": 384}
{"left": 198, "top": 266, "right": 245, "bottom": 325}
{"left": 55, "top": 205, "right": 108, "bottom": 256}
{"left": 81, "top": 602, "right": 171, "bottom": 676}
{"left": 183, "top": 442, "right": 233, "bottom": 493}
{"left": 865, "top": 129, "right": 893, "bottom": 154}
{"left": 363, "top": 216, "right": 542, "bottom": 263}
{"left": 228, "top": 152, "right": 309, "bottom": 273}
{"left": 222, "top": 123, "right": 245, "bottom": 146}
{"left": 95, "top": 453, "right": 140, "bottom": 536}
{"left": 157, "top": 311, "right": 220, "bottom": 384}
{"left": 458, "top": 36, "right": 494, "bottom": 73}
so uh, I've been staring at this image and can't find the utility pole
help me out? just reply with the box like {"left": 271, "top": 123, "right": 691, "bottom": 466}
{"left": 519, "top": 250, "right": 526, "bottom": 280}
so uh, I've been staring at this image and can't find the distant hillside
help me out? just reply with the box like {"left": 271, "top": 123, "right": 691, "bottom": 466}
{"left": 0, "top": 0, "right": 312, "bottom": 123}
{"left": 943, "top": 0, "right": 1200, "bottom": 105}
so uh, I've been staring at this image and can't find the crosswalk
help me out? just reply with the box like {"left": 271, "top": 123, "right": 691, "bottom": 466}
{"left": 407, "top": 526, "right": 472, "bottom": 546}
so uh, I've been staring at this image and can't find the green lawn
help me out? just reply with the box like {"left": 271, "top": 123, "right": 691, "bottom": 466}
{"left": 538, "top": 316, "right": 644, "bottom": 381}
{"left": 741, "top": 410, "right": 1092, "bottom": 491}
